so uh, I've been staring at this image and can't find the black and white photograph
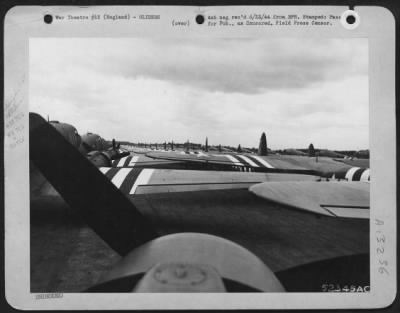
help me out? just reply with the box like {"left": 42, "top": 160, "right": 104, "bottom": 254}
{"left": 4, "top": 5, "right": 396, "bottom": 310}
{"left": 29, "top": 36, "right": 370, "bottom": 293}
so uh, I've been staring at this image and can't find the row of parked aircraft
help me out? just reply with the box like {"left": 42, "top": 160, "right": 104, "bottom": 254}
{"left": 30, "top": 112, "right": 370, "bottom": 292}
{"left": 120, "top": 139, "right": 368, "bottom": 159}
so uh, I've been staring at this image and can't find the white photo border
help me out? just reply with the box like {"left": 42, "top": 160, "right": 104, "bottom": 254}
{"left": 4, "top": 5, "right": 396, "bottom": 310}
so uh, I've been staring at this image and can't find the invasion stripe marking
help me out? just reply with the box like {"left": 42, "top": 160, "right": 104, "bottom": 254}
{"left": 111, "top": 168, "right": 133, "bottom": 188}
{"left": 99, "top": 167, "right": 111, "bottom": 175}
{"left": 119, "top": 168, "right": 144, "bottom": 194}
{"left": 249, "top": 155, "right": 274, "bottom": 168}
{"left": 237, "top": 155, "right": 259, "bottom": 167}
{"left": 352, "top": 168, "right": 365, "bottom": 181}
{"left": 244, "top": 156, "right": 264, "bottom": 167}
{"left": 345, "top": 167, "right": 360, "bottom": 181}
{"left": 129, "top": 169, "right": 155, "bottom": 195}
{"left": 224, "top": 155, "right": 244, "bottom": 166}
{"left": 123, "top": 156, "right": 133, "bottom": 167}
{"left": 128, "top": 156, "right": 140, "bottom": 167}
{"left": 360, "top": 169, "right": 370, "bottom": 182}
{"left": 101, "top": 168, "right": 120, "bottom": 181}
{"left": 116, "top": 156, "right": 129, "bottom": 167}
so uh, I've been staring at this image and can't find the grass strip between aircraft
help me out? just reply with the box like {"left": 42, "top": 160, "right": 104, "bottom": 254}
{"left": 29, "top": 112, "right": 370, "bottom": 292}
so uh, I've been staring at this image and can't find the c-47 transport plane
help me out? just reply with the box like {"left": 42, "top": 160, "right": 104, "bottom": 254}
{"left": 30, "top": 113, "right": 369, "bottom": 292}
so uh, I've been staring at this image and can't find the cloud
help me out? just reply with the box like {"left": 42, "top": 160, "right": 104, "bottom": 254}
{"left": 31, "top": 38, "right": 367, "bottom": 95}
{"left": 29, "top": 37, "right": 368, "bottom": 150}
{"left": 96, "top": 38, "right": 367, "bottom": 94}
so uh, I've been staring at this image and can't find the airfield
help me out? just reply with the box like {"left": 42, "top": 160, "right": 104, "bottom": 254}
{"left": 31, "top": 153, "right": 369, "bottom": 292}
{"left": 29, "top": 113, "right": 370, "bottom": 292}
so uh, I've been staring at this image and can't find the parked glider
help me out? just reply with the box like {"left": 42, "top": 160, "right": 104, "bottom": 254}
{"left": 45, "top": 113, "right": 370, "bottom": 219}
{"left": 30, "top": 112, "right": 369, "bottom": 292}
{"left": 145, "top": 150, "right": 370, "bottom": 182}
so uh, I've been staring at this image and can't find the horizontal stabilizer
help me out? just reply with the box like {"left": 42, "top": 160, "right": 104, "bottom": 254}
{"left": 249, "top": 181, "right": 369, "bottom": 219}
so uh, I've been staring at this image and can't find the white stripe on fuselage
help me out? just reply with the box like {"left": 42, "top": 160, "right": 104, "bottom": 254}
{"left": 345, "top": 167, "right": 360, "bottom": 181}
{"left": 360, "top": 169, "right": 370, "bottom": 182}
{"left": 250, "top": 155, "right": 274, "bottom": 168}
{"left": 128, "top": 156, "right": 139, "bottom": 167}
{"left": 129, "top": 169, "right": 155, "bottom": 194}
{"left": 224, "top": 155, "right": 244, "bottom": 166}
{"left": 237, "top": 155, "right": 259, "bottom": 167}
{"left": 99, "top": 167, "right": 111, "bottom": 175}
{"left": 111, "top": 168, "right": 132, "bottom": 188}
{"left": 116, "top": 156, "right": 129, "bottom": 167}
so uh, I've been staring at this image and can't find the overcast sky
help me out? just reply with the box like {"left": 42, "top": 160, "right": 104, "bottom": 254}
{"left": 30, "top": 38, "right": 368, "bottom": 150}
